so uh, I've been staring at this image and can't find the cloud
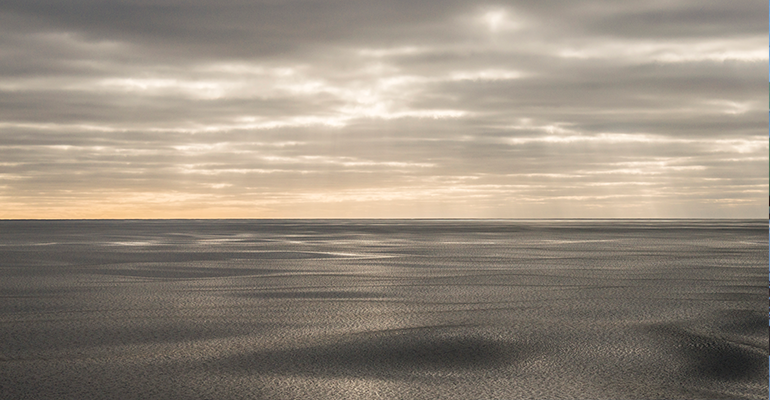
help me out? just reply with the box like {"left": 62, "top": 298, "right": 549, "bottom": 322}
{"left": 0, "top": 0, "right": 765, "bottom": 218}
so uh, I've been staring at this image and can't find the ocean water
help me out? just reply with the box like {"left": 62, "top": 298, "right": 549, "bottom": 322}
{"left": 0, "top": 219, "right": 766, "bottom": 399}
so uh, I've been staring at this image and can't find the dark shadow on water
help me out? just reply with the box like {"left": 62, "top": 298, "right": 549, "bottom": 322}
{"left": 220, "top": 327, "right": 543, "bottom": 379}
{"left": 716, "top": 309, "right": 768, "bottom": 336}
{"left": 650, "top": 324, "right": 768, "bottom": 382}
{"left": 679, "top": 334, "right": 767, "bottom": 382}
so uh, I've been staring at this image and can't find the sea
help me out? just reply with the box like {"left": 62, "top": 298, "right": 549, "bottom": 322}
{"left": 0, "top": 219, "right": 767, "bottom": 399}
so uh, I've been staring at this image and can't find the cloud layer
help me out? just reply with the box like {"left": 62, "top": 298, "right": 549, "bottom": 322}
{"left": 0, "top": 0, "right": 766, "bottom": 218}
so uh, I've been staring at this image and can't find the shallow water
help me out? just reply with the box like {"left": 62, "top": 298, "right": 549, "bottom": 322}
{"left": 0, "top": 220, "right": 767, "bottom": 399}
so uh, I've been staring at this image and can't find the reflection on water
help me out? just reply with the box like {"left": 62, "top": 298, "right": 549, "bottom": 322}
{"left": 0, "top": 220, "right": 767, "bottom": 399}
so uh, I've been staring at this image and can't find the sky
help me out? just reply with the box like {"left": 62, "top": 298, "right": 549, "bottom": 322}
{"left": 0, "top": 0, "right": 766, "bottom": 219}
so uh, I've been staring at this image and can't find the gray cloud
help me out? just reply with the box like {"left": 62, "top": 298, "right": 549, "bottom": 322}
{"left": 0, "top": 1, "right": 765, "bottom": 218}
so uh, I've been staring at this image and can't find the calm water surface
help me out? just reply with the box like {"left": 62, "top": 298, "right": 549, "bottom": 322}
{"left": 0, "top": 220, "right": 767, "bottom": 399}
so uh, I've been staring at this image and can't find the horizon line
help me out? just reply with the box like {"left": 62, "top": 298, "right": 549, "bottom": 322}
{"left": 0, "top": 217, "right": 764, "bottom": 221}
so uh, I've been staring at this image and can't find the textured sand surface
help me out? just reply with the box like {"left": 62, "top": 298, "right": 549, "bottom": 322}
{"left": 0, "top": 220, "right": 767, "bottom": 399}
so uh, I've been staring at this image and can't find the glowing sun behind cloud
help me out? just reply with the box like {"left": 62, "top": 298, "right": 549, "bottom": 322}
{"left": 0, "top": 1, "right": 765, "bottom": 218}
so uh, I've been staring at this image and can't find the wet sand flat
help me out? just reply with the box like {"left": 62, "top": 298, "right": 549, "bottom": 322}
{"left": 0, "top": 220, "right": 767, "bottom": 399}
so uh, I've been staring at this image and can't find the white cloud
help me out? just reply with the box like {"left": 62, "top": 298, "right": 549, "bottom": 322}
{"left": 555, "top": 37, "right": 767, "bottom": 63}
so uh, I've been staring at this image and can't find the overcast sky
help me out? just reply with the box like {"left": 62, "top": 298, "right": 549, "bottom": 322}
{"left": 0, "top": 0, "right": 766, "bottom": 218}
